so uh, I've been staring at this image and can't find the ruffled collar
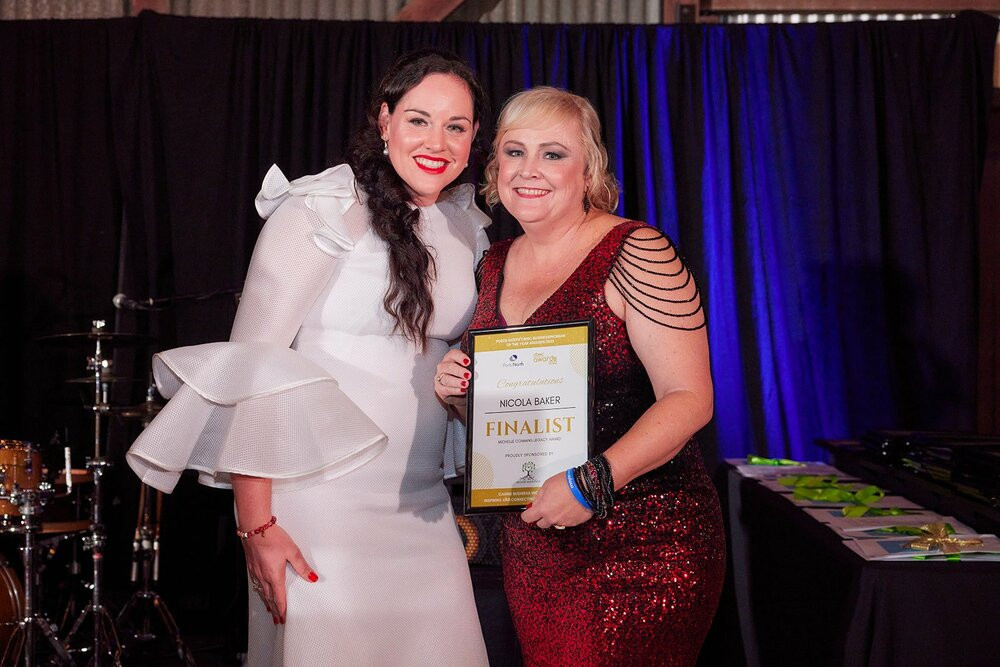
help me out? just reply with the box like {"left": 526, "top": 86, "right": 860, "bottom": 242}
{"left": 437, "top": 181, "right": 478, "bottom": 211}
{"left": 255, "top": 163, "right": 357, "bottom": 220}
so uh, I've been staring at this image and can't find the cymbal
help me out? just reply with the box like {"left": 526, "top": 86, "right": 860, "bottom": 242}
{"left": 39, "top": 520, "right": 90, "bottom": 535}
{"left": 35, "top": 331, "right": 152, "bottom": 345}
{"left": 113, "top": 402, "right": 164, "bottom": 420}
{"left": 53, "top": 468, "right": 94, "bottom": 486}
{"left": 66, "top": 375, "right": 144, "bottom": 385}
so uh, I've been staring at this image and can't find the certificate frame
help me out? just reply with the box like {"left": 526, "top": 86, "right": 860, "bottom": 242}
{"left": 464, "top": 319, "right": 594, "bottom": 514}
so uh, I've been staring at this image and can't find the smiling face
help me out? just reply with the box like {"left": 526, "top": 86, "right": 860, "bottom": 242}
{"left": 379, "top": 73, "right": 477, "bottom": 207}
{"left": 496, "top": 115, "right": 589, "bottom": 228}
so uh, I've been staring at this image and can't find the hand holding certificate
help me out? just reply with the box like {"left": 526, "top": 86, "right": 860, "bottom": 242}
{"left": 464, "top": 320, "right": 594, "bottom": 513}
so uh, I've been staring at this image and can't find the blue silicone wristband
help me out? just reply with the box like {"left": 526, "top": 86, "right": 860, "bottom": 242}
{"left": 565, "top": 468, "right": 593, "bottom": 511}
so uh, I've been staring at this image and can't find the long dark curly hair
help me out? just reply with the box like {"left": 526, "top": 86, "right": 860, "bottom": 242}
{"left": 346, "top": 49, "right": 490, "bottom": 350}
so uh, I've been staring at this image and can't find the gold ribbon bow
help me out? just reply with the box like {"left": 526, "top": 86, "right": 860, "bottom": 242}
{"left": 905, "top": 523, "right": 983, "bottom": 555}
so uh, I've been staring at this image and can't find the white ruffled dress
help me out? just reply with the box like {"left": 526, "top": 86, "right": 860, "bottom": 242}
{"left": 127, "top": 164, "right": 490, "bottom": 666}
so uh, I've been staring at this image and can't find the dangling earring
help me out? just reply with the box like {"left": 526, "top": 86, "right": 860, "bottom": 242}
{"left": 583, "top": 194, "right": 591, "bottom": 213}
{"left": 382, "top": 140, "right": 389, "bottom": 157}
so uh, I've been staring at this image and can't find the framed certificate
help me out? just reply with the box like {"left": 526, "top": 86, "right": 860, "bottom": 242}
{"left": 464, "top": 320, "right": 594, "bottom": 514}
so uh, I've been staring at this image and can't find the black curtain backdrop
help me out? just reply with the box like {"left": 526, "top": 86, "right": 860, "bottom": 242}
{"left": 0, "top": 10, "right": 995, "bottom": 654}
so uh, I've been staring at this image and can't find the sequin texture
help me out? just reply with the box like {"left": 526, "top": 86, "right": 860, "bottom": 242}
{"left": 466, "top": 221, "right": 726, "bottom": 666}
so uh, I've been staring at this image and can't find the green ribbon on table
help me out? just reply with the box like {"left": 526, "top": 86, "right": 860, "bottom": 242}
{"left": 747, "top": 454, "right": 805, "bottom": 466}
{"left": 777, "top": 475, "right": 841, "bottom": 488}
{"left": 913, "top": 554, "right": 963, "bottom": 561}
{"left": 793, "top": 483, "right": 885, "bottom": 505}
{"left": 841, "top": 505, "right": 912, "bottom": 517}
{"left": 851, "top": 485, "right": 886, "bottom": 505}
{"left": 793, "top": 486, "right": 857, "bottom": 502}
{"left": 767, "top": 473, "right": 917, "bottom": 518}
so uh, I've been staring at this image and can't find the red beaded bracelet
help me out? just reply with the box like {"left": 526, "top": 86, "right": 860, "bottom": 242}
{"left": 236, "top": 515, "right": 277, "bottom": 540}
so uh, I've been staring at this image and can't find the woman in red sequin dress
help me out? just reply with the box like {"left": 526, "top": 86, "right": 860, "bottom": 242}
{"left": 435, "top": 87, "right": 725, "bottom": 666}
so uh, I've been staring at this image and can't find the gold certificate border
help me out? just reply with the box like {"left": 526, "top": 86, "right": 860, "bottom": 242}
{"left": 464, "top": 319, "right": 594, "bottom": 514}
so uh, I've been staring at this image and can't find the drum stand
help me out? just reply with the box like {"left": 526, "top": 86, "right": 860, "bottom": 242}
{"left": 1, "top": 486, "right": 74, "bottom": 667}
{"left": 116, "top": 483, "right": 196, "bottom": 666}
{"left": 62, "top": 320, "right": 123, "bottom": 666}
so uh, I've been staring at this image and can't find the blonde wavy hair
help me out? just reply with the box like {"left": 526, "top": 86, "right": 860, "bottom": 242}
{"left": 482, "top": 86, "right": 620, "bottom": 213}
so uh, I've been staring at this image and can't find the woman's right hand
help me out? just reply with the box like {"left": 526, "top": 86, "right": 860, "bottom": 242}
{"left": 241, "top": 523, "right": 318, "bottom": 624}
{"left": 434, "top": 348, "right": 471, "bottom": 407}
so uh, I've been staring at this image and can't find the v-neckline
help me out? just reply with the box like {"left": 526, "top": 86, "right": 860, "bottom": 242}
{"left": 496, "top": 224, "right": 623, "bottom": 327}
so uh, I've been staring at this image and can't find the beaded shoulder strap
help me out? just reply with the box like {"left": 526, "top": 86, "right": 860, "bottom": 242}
{"left": 607, "top": 225, "right": 706, "bottom": 331}
{"left": 474, "top": 249, "right": 488, "bottom": 291}
{"left": 476, "top": 238, "right": 513, "bottom": 292}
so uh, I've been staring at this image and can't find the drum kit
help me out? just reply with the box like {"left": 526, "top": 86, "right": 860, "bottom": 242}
{"left": 0, "top": 320, "right": 195, "bottom": 666}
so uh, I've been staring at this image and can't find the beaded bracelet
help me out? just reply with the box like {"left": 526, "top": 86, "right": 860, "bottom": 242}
{"left": 591, "top": 455, "right": 616, "bottom": 505}
{"left": 590, "top": 454, "right": 615, "bottom": 514}
{"left": 565, "top": 469, "right": 594, "bottom": 511}
{"left": 236, "top": 515, "right": 277, "bottom": 540}
{"left": 572, "top": 454, "right": 616, "bottom": 518}
{"left": 582, "top": 462, "right": 605, "bottom": 516}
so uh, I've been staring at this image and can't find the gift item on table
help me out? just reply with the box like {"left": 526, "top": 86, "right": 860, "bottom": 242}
{"left": 757, "top": 474, "right": 861, "bottom": 494}
{"left": 784, "top": 489, "right": 923, "bottom": 510}
{"left": 843, "top": 524, "right": 1000, "bottom": 561}
{"left": 729, "top": 458, "right": 843, "bottom": 480}
{"left": 803, "top": 507, "right": 959, "bottom": 530}
{"left": 827, "top": 516, "right": 977, "bottom": 540}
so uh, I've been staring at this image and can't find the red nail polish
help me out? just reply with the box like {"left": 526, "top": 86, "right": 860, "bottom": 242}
{"left": 308, "top": 572, "right": 318, "bottom": 582}
{"left": 273, "top": 616, "right": 279, "bottom": 625}
{"left": 525, "top": 502, "right": 533, "bottom": 509}
{"left": 460, "top": 380, "right": 467, "bottom": 387}
{"left": 460, "top": 387, "right": 466, "bottom": 393}
{"left": 462, "top": 358, "right": 470, "bottom": 366}
{"left": 463, "top": 372, "right": 470, "bottom": 379}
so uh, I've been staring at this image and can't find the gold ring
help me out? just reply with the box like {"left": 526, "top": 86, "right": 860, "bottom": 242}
{"left": 436, "top": 373, "right": 445, "bottom": 385}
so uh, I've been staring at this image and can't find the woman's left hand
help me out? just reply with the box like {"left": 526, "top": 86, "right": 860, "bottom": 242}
{"left": 520, "top": 470, "right": 594, "bottom": 529}
{"left": 434, "top": 348, "right": 471, "bottom": 407}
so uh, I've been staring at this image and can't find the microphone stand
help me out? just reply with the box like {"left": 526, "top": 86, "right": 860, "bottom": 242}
{"left": 62, "top": 320, "right": 123, "bottom": 666}
{"left": 115, "top": 482, "right": 195, "bottom": 666}
{"left": 112, "top": 287, "right": 242, "bottom": 312}
{"left": 115, "top": 393, "right": 196, "bottom": 666}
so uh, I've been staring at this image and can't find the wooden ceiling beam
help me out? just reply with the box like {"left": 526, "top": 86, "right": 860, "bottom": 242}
{"left": 394, "top": 0, "right": 468, "bottom": 22}
{"left": 705, "top": 1, "right": 1000, "bottom": 10}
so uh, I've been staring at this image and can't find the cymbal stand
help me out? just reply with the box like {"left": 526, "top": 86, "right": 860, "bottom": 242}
{"left": 116, "top": 483, "right": 196, "bottom": 666}
{"left": 45, "top": 429, "right": 89, "bottom": 642}
{"left": 1, "top": 485, "right": 74, "bottom": 667}
{"left": 63, "top": 320, "right": 122, "bottom": 666}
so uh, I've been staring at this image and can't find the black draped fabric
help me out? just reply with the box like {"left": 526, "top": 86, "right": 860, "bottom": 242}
{"left": 1, "top": 19, "right": 132, "bottom": 442}
{"left": 0, "top": 10, "right": 995, "bottom": 650}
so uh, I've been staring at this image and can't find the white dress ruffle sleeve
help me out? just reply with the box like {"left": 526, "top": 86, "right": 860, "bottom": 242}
{"left": 126, "top": 164, "right": 388, "bottom": 493}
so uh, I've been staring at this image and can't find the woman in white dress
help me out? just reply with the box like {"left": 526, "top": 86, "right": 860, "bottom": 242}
{"left": 127, "top": 49, "right": 491, "bottom": 666}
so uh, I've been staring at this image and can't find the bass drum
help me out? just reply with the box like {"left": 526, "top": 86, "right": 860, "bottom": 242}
{"left": 0, "top": 558, "right": 23, "bottom": 655}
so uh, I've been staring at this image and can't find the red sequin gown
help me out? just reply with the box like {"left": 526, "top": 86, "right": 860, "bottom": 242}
{"left": 466, "top": 221, "right": 726, "bottom": 666}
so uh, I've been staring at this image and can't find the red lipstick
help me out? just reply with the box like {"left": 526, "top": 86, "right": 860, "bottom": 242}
{"left": 414, "top": 155, "right": 449, "bottom": 174}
